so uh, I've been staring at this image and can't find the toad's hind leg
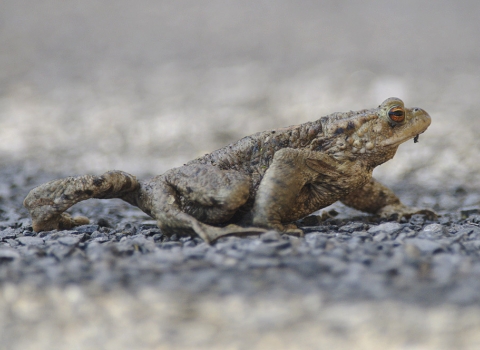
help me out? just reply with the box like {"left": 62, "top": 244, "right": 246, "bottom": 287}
{"left": 137, "top": 165, "right": 267, "bottom": 243}
{"left": 24, "top": 171, "right": 139, "bottom": 232}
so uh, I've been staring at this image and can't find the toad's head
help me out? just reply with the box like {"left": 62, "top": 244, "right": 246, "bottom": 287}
{"left": 321, "top": 97, "right": 431, "bottom": 167}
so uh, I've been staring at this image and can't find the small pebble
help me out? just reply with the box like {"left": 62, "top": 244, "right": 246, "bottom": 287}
{"left": 418, "top": 224, "right": 449, "bottom": 239}
{"left": 58, "top": 236, "right": 81, "bottom": 246}
{"left": 368, "top": 223, "right": 403, "bottom": 236}
{"left": 17, "top": 236, "right": 44, "bottom": 246}
{"left": 0, "top": 248, "right": 20, "bottom": 260}
{"left": 260, "top": 231, "right": 281, "bottom": 242}
{"left": 404, "top": 238, "right": 444, "bottom": 254}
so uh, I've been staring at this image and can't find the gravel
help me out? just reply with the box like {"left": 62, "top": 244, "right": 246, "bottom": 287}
{"left": 2, "top": 165, "right": 480, "bottom": 303}
{"left": 2, "top": 170, "right": 480, "bottom": 349}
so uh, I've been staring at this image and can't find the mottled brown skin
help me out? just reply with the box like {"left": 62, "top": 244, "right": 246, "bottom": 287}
{"left": 24, "top": 97, "right": 433, "bottom": 242}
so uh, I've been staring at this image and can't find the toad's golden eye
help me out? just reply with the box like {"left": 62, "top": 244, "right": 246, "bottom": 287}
{"left": 388, "top": 106, "right": 405, "bottom": 123}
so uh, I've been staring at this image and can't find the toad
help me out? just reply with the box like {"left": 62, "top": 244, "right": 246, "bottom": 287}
{"left": 24, "top": 97, "right": 433, "bottom": 242}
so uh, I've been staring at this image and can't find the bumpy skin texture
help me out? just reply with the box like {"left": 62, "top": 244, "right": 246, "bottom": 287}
{"left": 24, "top": 98, "right": 433, "bottom": 242}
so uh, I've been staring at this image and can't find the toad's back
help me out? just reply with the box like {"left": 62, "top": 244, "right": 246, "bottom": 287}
{"left": 188, "top": 120, "right": 324, "bottom": 175}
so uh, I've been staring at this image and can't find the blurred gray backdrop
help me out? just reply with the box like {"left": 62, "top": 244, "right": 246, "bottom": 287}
{"left": 1, "top": 0, "right": 479, "bottom": 190}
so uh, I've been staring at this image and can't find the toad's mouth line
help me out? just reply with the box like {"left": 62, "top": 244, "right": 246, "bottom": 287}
{"left": 380, "top": 129, "right": 428, "bottom": 147}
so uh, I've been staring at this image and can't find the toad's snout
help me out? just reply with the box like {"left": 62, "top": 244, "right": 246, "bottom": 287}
{"left": 411, "top": 107, "right": 431, "bottom": 133}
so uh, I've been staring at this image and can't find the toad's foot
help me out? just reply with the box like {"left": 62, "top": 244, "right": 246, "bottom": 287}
{"left": 279, "top": 223, "right": 304, "bottom": 237}
{"left": 24, "top": 171, "right": 139, "bottom": 232}
{"left": 29, "top": 212, "right": 90, "bottom": 232}
{"left": 378, "top": 204, "right": 437, "bottom": 221}
{"left": 284, "top": 228, "right": 305, "bottom": 237}
{"left": 193, "top": 223, "right": 268, "bottom": 243}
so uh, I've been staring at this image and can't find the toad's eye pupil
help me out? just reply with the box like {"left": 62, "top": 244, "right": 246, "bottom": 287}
{"left": 388, "top": 107, "right": 405, "bottom": 122}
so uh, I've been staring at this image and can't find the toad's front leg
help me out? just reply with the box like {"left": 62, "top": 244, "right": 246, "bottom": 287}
{"left": 251, "top": 148, "right": 339, "bottom": 233}
{"left": 340, "top": 178, "right": 437, "bottom": 220}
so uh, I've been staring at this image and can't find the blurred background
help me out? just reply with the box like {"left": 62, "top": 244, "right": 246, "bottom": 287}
{"left": 1, "top": 0, "right": 479, "bottom": 191}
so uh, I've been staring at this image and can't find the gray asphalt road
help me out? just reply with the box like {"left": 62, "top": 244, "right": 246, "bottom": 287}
{"left": 1, "top": 1, "right": 480, "bottom": 349}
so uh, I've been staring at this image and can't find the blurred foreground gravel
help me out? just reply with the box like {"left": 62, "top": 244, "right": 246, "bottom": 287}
{"left": 3, "top": 286, "right": 480, "bottom": 350}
